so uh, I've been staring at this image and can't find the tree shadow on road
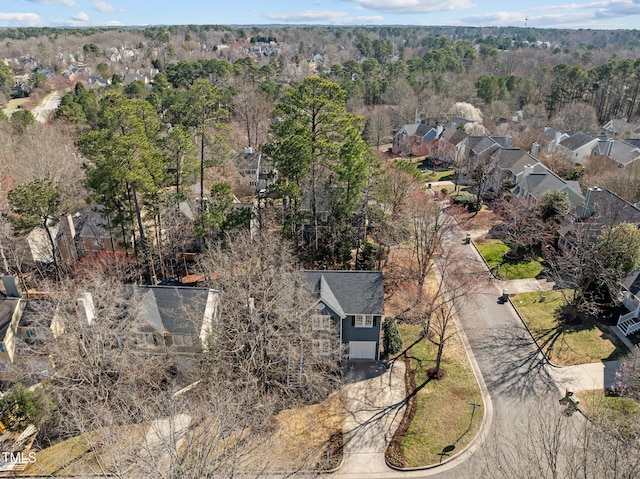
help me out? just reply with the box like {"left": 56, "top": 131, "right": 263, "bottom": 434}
{"left": 473, "top": 325, "right": 558, "bottom": 398}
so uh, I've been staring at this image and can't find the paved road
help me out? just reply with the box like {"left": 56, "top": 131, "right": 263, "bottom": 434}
{"left": 329, "top": 218, "right": 588, "bottom": 478}
{"left": 421, "top": 231, "right": 564, "bottom": 478}
{"left": 32, "top": 90, "right": 62, "bottom": 123}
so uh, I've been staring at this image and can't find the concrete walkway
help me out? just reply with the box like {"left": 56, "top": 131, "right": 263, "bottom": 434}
{"left": 499, "top": 278, "right": 555, "bottom": 294}
{"left": 548, "top": 361, "right": 622, "bottom": 393}
{"left": 131, "top": 414, "right": 191, "bottom": 478}
{"left": 332, "top": 361, "right": 406, "bottom": 477}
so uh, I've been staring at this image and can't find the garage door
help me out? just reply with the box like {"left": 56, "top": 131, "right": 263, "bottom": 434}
{"left": 349, "top": 341, "right": 377, "bottom": 360}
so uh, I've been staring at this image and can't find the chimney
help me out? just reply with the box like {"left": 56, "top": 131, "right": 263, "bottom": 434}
{"left": 505, "top": 135, "right": 512, "bottom": 148}
{"left": 604, "top": 138, "right": 614, "bottom": 157}
{"left": 244, "top": 146, "right": 253, "bottom": 155}
{"left": 523, "top": 164, "right": 535, "bottom": 177}
{"left": 1, "top": 275, "right": 22, "bottom": 298}
{"left": 58, "top": 213, "right": 78, "bottom": 267}
{"left": 512, "top": 114, "right": 519, "bottom": 122}
{"left": 554, "top": 131, "right": 562, "bottom": 146}
{"left": 436, "top": 125, "right": 444, "bottom": 137}
{"left": 77, "top": 292, "right": 96, "bottom": 325}
{"left": 248, "top": 297, "right": 255, "bottom": 314}
{"left": 531, "top": 142, "right": 540, "bottom": 159}
{"left": 582, "top": 186, "right": 602, "bottom": 218}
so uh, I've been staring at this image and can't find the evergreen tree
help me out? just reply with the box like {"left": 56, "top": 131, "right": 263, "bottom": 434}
{"left": 383, "top": 317, "right": 403, "bottom": 357}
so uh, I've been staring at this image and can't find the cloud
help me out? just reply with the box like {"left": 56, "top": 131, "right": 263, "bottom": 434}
{"left": 0, "top": 12, "right": 44, "bottom": 26}
{"left": 92, "top": 1, "right": 118, "bottom": 12}
{"left": 264, "top": 10, "right": 350, "bottom": 22}
{"left": 264, "top": 9, "right": 384, "bottom": 24}
{"left": 537, "top": 0, "right": 640, "bottom": 14}
{"left": 346, "top": 0, "right": 475, "bottom": 14}
{"left": 25, "top": 0, "right": 76, "bottom": 6}
{"left": 462, "top": 0, "right": 640, "bottom": 27}
{"left": 461, "top": 10, "right": 596, "bottom": 27}
{"left": 71, "top": 11, "right": 90, "bottom": 22}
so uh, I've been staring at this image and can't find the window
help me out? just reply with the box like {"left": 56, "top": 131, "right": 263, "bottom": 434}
{"left": 312, "top": 339, "right": 330, "bottom": 357}
{"left": 312, "top": 315, "right": 331, "bottom": 331}
{"left": 354, "top": 315, "right": 374, "bottom": 328}
{"left": 135, "top": 332, "right": 156, "bottom": 348}
{"left": 0, "top": 362, "right": 8, "bottom": 371}
{"left": 172, "top": 335, "right": 193, "bottom": 348}
{"left": 0, "top": 343, "right": 4, "bottom": 353}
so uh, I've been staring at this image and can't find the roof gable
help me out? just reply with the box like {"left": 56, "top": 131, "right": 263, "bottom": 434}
{"left": 302, "top": 271, "right": 384, "bottom": 316}
{"left": 135, "top": 286, "right": 216, "bottom": 336}
{"left": 559, "top": 132, "right": 598, "bottom": 151}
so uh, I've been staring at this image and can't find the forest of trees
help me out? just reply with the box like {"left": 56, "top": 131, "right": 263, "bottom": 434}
{"left": 0, "top": 23, "right": 640, "bottom": 476}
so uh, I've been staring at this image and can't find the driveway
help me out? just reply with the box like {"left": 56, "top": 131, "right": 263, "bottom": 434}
{"left": 328, "top": 218, "right": 588, "bottom": 478}
{"left": 331, "top": 360, "right": 406, "bottom": 477}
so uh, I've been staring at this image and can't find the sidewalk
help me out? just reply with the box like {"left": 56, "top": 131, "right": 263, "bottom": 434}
{"left": 548, "top": 360, "right": 622, "bottom": 393}
{"left": 499, "top": 278, "right": 555, "bottom": 294}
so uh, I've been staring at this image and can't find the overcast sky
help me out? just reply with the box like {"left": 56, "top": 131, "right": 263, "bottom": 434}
{"left": 2, "top": 0, "right": 640, "bottom": 29}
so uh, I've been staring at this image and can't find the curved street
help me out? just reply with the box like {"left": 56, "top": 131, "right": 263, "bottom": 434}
{"left": 329, "top": 216, "right": 598, "bottom": 478}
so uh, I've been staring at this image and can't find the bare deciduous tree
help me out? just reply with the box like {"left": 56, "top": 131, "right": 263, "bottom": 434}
{"left": 198, "top": 229, "right": 341, "bottom": 407}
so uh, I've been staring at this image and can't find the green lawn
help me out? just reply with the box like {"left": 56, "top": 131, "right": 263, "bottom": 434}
{"left": 579, "top": 389, "right": 640, "bottom": 439}
{"left": 394, "top": 324, "right": 482, "bottom": 467}
{"left": 513, "top": 290, "right": 627, "bottom": 365}
{"left": 475, "top": 240, "right": 543, "bottom": 280}
{"left": 424, "top": 169, "right": 456, "bottom": 182}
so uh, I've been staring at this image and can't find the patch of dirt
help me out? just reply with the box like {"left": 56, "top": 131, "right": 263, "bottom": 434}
{"left": 453, "top": 206, "right": 502, "bottom": 233}
{"left": 385, "top": 356, "right": 415, "bottom": 468}
{"left": 427, "top": 367, "right": 446, "bottom": 380}
{"left": 316, "top": 432, "right": 343, "bottom": 470}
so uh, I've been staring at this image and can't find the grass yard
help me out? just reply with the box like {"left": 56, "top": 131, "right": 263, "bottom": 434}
{"left": 578, "top": 389, "right": 640, "bottom": 439}
{"left": 424, "top": 169, "right": 456, "bottom": 182}
{"left": 513, "top": 290, "right": 627, "bottom": 365}
{"left": 475, "top": 239, "right": 543, "bottom": 280}
{"left": 22, "top": 424, "right": 149, "bottom": 476}
{"left": 394, "top": 324, "right": 482, "bottom": 467}
{"left": 21, "top": 434, "right": 94, "bottom": 475}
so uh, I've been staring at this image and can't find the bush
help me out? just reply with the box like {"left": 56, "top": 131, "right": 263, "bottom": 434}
{"left": 0, "top": 384, "right": 55, "bottom": 431}
{"left": 451, "top": 191, "right": 482, "bottom": 211}
{"left": 383, "top": 317, "right": 403, "bottom": 357}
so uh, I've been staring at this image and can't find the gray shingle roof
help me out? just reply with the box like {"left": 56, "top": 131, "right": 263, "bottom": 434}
{"left": 0, "top": 299, "right": 20, "bottom": 342}
{"left": 302, "top": 271, "right": 384, "bottom": 316}
{"left": 135, "top": 286, "right": 215, "bottom": 335}
{"left": 559, "top": 132, "right": 598, "bottom": 151}
{"left": 495, "top": 148, "right": 533, "bottom": 174}
{"left": 595, "top": 139, "right": 640, "bottom": 166}
{"left": 399, "top": 123, "right": 437, "bottom": 141}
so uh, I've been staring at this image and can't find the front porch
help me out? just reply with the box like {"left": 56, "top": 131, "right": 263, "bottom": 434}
{"left": 617, "top": 291, "right": 640, "bottom": 336}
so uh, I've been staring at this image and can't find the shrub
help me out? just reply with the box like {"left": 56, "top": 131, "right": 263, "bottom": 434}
{"left": 383, "top": 317, "right": 403, "bottom": 357}
{"left": 0, "top": 384, "right": 55, "bottom": 431}
{"left": 451, "top": 191, "right": 482, "bottom": 211}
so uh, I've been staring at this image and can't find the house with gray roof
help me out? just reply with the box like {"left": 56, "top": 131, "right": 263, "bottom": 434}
{"left": 512, "top": 163, "right": 584, "bottom": 208}
{"left": 125, "top": 285, "right": 219, "bottom": 354}
{"left": 436, "top": 128, "right": 468, "bottom": 166}
{"left": 555, "top": 132, "right": 600, "bottom": 163}
{"left": 544, "top": 126, "right": 570, "bottom": 153}
{"left": 392, "top": 122, "right": 441, "bottom": 156}
{"left": 593, "top": 138, "right": 640, "bottom": 169}
{"left": 302, "top": 270, "right": 384, "bottom": 361}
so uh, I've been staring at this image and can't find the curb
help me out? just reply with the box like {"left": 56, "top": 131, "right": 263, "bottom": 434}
{"left": 384, "top": 308, "right": 494, "bottom": 473}
{"left": 469, "top": 239, "right": 500, "bottom": 280}
{"left": 507, "top": 296, "right": 561, "bottom": 368}
{"left": 383, "top": 240, "right": 494, "bottom": 473}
